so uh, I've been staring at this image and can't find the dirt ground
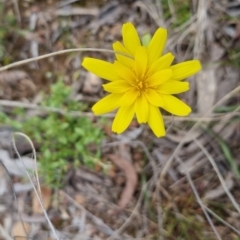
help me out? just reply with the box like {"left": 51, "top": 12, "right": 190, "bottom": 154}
{"left": 0, "top": 0, "right": 240, "bottom": 239}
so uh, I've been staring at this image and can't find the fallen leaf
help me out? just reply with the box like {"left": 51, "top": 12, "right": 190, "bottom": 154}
{"left": 204, "top": 174, "right": 234, "bottom": 200}
{"left": 0, "top": 70, "right": 36, "bottom": 100}
{"left": 75, "top": 193, "right": 86, "bottom": 205}
{"left": 108, "top": 154, "right": 138, "bottom": 208}
{"left": 167, "top": 129, "right": 202, "bottom": 144}
{"left": 178, "top": 151, "right": 206, "bottom": 174}
{"left": 60, "top": 207, "right": 70, "bottom": 220}
{"left": 56, "top": 7, "right": 99, "bottom": 16}
{"left": 196, "top": 67, "right": 217, "bottom": 114}
{"left": 0, "top": 164, "right": 8, "bottom": 196}
{"left": 11, "top": 221, "right": 30, "bottom": 239}
{"left": 215, "top": 66, "right": 239, "bottom": 103}
{"left": 0, "top": 150, "right": 35, "bottom": 177}
{"left": 32, "top": 186, "right": 52, "bottom": 214}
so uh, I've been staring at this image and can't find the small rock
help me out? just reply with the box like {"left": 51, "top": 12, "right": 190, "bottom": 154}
{"left": 82, "top": 72, "right": 102, "bottom": 94}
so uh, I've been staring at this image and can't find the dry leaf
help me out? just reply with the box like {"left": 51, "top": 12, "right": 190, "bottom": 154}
{"left": 56, "top": 7, "right": 99, "bottom": 16}
{"left": 196, "top": 68, "right": 217, "bottom": 114}
{"left": 178, "top": 151, "right": 206, "bottom": 174}
{"left": 204, "top": 174, "right": 234, "bottom": 200}
{"left": 167, "top": 129, "right": 202, "bottom": 144}
{"left": 108, "top": 154, "right": 138, "bottom": 208}
{"left": 215, "top": 66, "right": 239, "bottom": 103}
{"left": 60, "top": 207, "right": 70, "bottom": 220}
{"left": 75, "top": 194, "right": 86, "bottom": 205}
{"left": 0, "top": 70, "right": 29, "bottom": 83}
{"left": 0, "top": 70, "right": 36, "bottom": 100}
{"left": 0, "top": 150, "right": 35, "bottom": 177}
{"left": 32, "top": 186, "right": 52, "bottom": 214}
{"left": 0, "top": 165, "right": 8, "bottom": 196}
{"left": 11, "top": 221, "right": 30, "bottom": 239}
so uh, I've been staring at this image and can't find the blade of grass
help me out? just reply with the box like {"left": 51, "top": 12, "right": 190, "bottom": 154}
{"left": 12, "top": 132, "right": 60, "bottom": 240}
{"left": 194, "top": 139, "right": 240, "bottom": 214}
{"left": 204, "top": 127, "right": 240, "bottom": 178}
{"left": 218, "top": 139, "right": 240, "bottom": 178}
{"left": 175, "top": 156, "right": 222, "bottom": 240}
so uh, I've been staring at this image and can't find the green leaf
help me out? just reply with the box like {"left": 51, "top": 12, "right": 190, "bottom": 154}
{"left": 218, "top": 139, "right": 240, "bottom": 178}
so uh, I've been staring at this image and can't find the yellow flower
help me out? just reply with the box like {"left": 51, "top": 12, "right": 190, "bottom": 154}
{"left": 82, "top": 22, "right": 201, "bottom": 137}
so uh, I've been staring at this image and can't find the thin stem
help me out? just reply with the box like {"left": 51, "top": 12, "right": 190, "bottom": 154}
{"left": 0, "top": 48, "right": 132, "bottom": 72}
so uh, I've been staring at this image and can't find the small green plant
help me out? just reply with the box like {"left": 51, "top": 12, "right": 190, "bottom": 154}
{"left": 0, "top": 79, "right": 105, "bottom": 188}
{"left": 0, "top": 2, "right": 17, "bottom": 64}
{"left": 161, "top": 0, "right": 191, "bottom": 28}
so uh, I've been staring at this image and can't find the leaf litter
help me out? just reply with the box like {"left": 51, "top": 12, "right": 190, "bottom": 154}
{"left": 0, "top": 0, "right": 239, "bottom": 239}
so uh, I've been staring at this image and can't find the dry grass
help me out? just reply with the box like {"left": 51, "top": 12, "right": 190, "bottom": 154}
{"left": 0, "top": 0, "right": 239, "bottom": 239}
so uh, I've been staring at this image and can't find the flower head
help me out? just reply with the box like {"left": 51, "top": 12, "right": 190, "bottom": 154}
{"left": 82, "top": 22, "right": 201, "bottom": 137}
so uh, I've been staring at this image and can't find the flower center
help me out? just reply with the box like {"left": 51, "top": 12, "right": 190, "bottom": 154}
{"left": 134, "top": 77, "right": 148, "bottom": 94}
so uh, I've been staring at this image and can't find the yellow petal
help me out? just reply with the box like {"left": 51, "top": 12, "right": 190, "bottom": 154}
{"left": 148, "top": 104, "right": 166, "bottom": 137}
{"left": 144, "top": 89, "right": 164, "bottom": 107}
{"left": 103, "top": 80, "right": 132, "bottom": 93}
{"left": 135, "top": 95, "right": 148, "bottom": 123}
{"left": 135, "top": 46, "right": 148, "bottom": 78}
{"left": 171, "top": 60, "right": 202, "bottom": 81}
{"left": 112, "top": 41, "right": 134, "bottom": 69}
{"left": 112, "top": 104, "right": 135, "bottom": 134}
{"left": 113, "top": 61, "right": 136, "bottom": 83}
{"left": 92, "top": 93, "right": 122, "bottom": 115}
{"left": 120, "top": 89, "right": 138, "bottom": 106}
{"left": 122, "top": 22, "right": 141, "bottom": 56}
{"left": 157, "top": 81, "right": 189, "bottom": 94}
{"left": 147, "top": 52, "right": 174, "bottom": 75}
{"left": 82, "top": 58, "right": 118, "bottom": 81}
{"left": 161, "top": 95, "right": 191, "bottom": 116}
{"left": 147, "top": 28, "right": 167, "bottom": 65}
{"left": 146, "top": 69, "right": 173, "bottom": 87}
